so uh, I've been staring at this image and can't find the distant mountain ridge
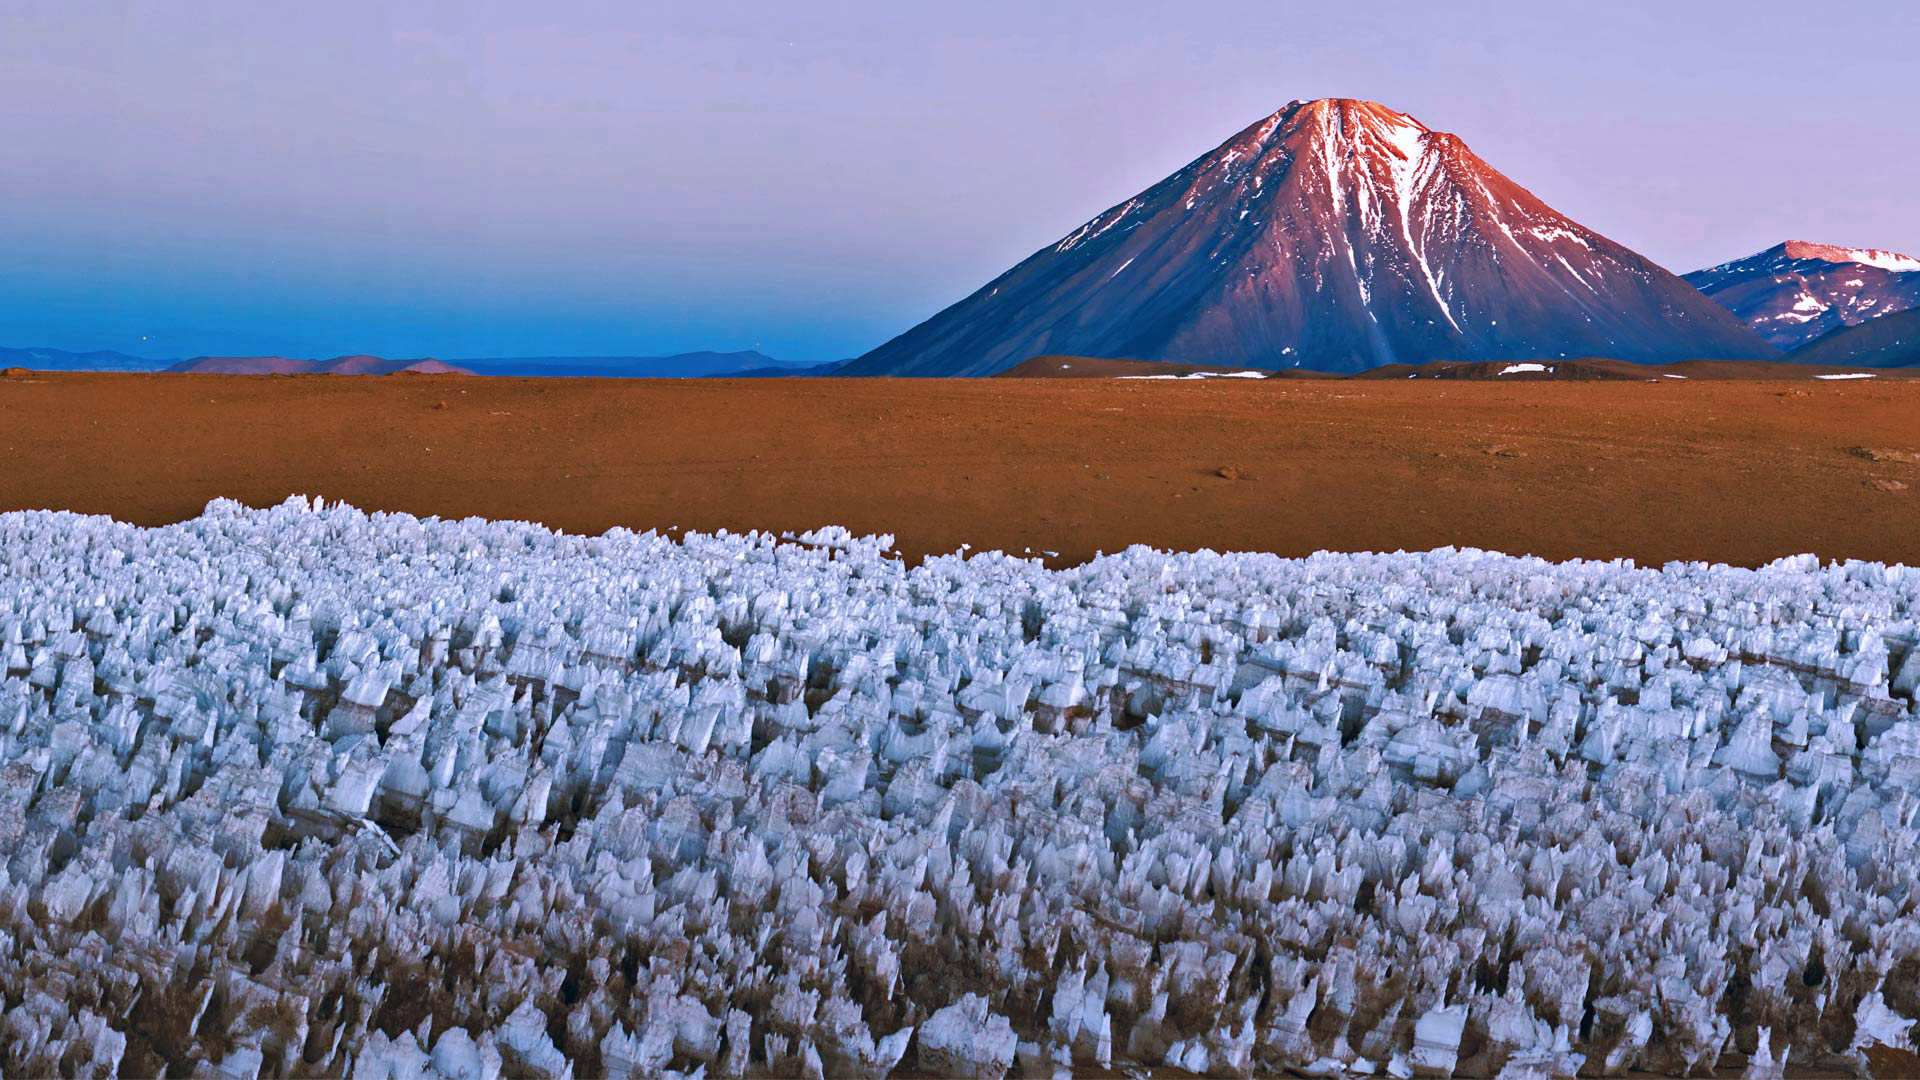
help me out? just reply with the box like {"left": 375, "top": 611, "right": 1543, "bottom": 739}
{"left": 0, "top": 346, "right": 171, "bottom": 372}
{"left": 0, "top": 347, "right": 803, "bottom": 378}
{"left": 1686, "top": 241, "right": 1920, "bottom": 349}
{"left": 166, "top": 355, "right": 470, "bottom": 375}
{"left": 843, "top": 97, "right": 1776, "bottom": 376}
{"left": 719, "top": 359, "right": 849, "bottom": 378}
{"left": 456, "top": 351, "right": 801, "bottom": 377}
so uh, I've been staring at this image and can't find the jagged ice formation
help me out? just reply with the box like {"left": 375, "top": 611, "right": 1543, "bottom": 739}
{"left": 1, "top": 498, "right": 1918, "bottom": 1078}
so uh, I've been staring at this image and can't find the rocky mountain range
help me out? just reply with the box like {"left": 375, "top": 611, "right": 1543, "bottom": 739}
{"left": 1686, "top": 242, "right": 1920, "bottom": 350}
{"left": 454, "top": 351, "right": 813, "bottom": 377}
{"left": 164, "top": 355, "right": 471, "bottom": 375}
{"left": 844, "top": 98, "right": 1778, "bottom": 376}
{"left": 0, "top": 346, "right": 170, "bottom": 372}
{"left": 7, "top": 350, "right": 828, "bottom": 378}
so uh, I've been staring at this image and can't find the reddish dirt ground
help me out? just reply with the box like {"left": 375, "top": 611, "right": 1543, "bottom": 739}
{"left": 1, "top": 371, "right": 1917, "bottom": 569}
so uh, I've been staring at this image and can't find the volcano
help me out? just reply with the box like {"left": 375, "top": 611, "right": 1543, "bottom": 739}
{"left": 1685, "top": 241, "right": 1920, "bottom": 350}
{"left": 844, "top": 98, "right": 1777, "bottom": 376}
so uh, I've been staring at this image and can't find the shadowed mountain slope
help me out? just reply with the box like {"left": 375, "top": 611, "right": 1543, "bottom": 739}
{"left": 1788, "top": 307, "right": 1920, "bottom": 369}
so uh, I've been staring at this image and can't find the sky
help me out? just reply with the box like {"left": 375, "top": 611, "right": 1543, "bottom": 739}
{"left": 2, "top": 1, "right": 1916, "bottom": 363}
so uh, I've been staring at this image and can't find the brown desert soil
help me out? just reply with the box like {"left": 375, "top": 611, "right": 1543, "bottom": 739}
{"left": 1, "top": 372, "right": 1918, "bottom": 570}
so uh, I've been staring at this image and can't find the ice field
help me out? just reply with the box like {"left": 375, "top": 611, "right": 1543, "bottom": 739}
{"left": 1, "top": 497, "right": 1918, "bottom": 1077}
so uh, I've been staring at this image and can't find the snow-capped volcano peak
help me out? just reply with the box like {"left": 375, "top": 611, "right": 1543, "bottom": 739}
{"left": 1778, "top": 242, "right": 1920, "bottom": 274}
{"left": 846, "top": 98, "right": 1777, "bottom": 376}
{"left": 1288, "top": 96, "right": 1429, "bottom": 136}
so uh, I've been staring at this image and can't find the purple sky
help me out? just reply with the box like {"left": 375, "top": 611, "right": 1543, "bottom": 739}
{"left": 3, "top": 0, "right": 1915, "bottom": 362}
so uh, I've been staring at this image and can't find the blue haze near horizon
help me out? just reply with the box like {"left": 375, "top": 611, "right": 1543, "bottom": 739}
{"left": 2, "top": 0, "right": 1915, "bottom": 364}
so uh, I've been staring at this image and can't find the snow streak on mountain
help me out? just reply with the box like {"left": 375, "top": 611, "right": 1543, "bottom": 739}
{"left": 1686, "top": 242, "right": 1920, "bottom": 351}
{"left": 845, "top": 99, "right": 1777, "bottom": 376}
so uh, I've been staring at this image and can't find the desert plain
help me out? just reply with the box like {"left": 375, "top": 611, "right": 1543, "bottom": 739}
{"left": 1, "top": 370, "right": 1916, "bottom": 569}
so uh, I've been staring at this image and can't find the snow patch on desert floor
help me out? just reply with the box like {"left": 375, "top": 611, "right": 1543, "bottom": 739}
{"left": 1815, "top": 372, "right": 1878, "bottom": 380}
{"left": 1497, "top": 362, "right": 1552, "bottom": 375}
{"left": 3, "top": 497, "right": 1919, "bottom": 1077}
